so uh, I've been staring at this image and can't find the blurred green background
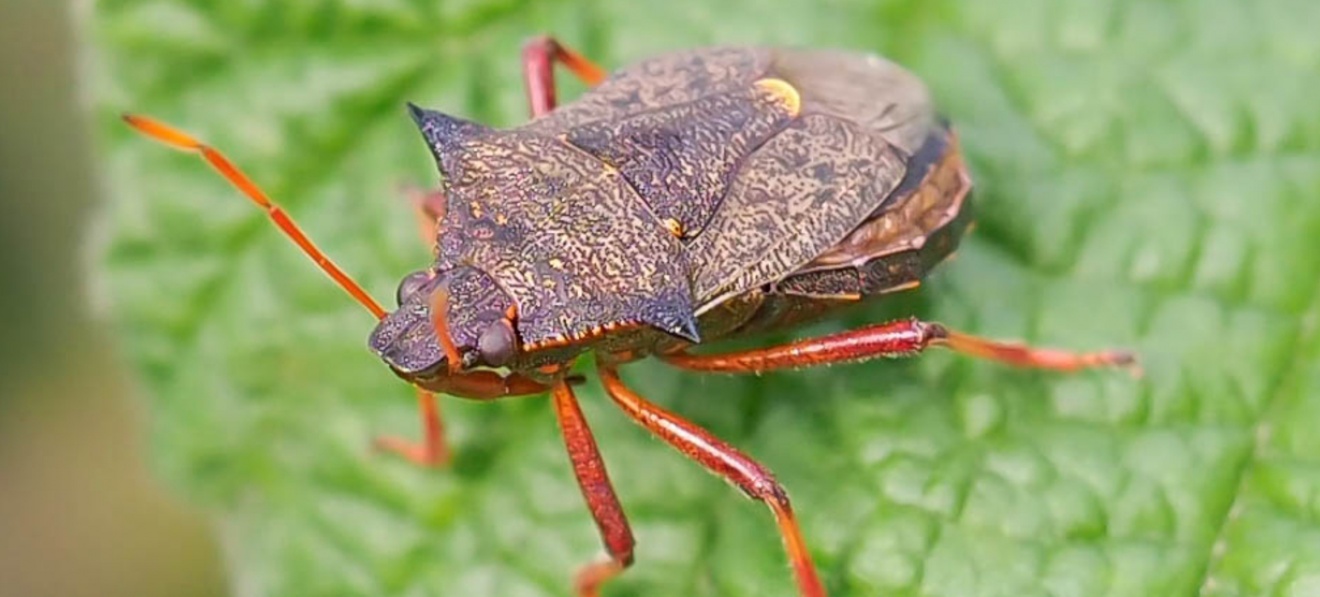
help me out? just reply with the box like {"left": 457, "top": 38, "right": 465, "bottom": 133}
{"left": 0, "top": 2, "right": 225, "bottom": 597}
{"left": 4, "top": 0, "right": 1319, "bottom": 596}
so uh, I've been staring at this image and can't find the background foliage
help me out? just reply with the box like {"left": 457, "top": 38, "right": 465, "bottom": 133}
{"left": 96, "top": 0, "right": 1320, "bottom": 595}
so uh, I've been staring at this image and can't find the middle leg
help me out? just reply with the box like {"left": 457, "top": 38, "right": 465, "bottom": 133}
{"left": 597, "top": 362, "right": 826, "bottom": 597}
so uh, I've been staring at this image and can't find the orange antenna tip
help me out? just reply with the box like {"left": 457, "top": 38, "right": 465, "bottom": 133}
{"left": 122, "top": 113, "right": 202, "bottom": 150}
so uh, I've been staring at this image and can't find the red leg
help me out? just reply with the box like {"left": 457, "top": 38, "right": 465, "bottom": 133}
{"left": 400, "top": 183, "right": 446, "bottom": 249}
{"left": 663, "top": 317, "right": 1139, "bottom": 376}
{"left": 373, "top": 387, "right": 449, "bottom": 467}
{"left": 522, "top": 35, "right": 607, "bottom": 118}
{"left": 372, "top": 368, "right": 569, "bottom": 467}
{"left": 596, "top": 363, "right": 826, "bottom": 597}
{"left": 552, "top": 381, "right": 636, "bottom": 597}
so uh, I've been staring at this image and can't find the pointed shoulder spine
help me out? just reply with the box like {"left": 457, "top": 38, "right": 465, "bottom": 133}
{"left": 407, "top": 103, "right": 492, "bottom": 158}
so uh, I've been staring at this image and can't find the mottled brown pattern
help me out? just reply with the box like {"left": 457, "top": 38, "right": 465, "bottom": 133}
{"left": 415, "top": 110, "right": 696, "bottom": 349}
{"left": 802, "top": 128, "right": 968, "bottom": 272}
{"left": 771, "top": 126, "right": 972, "bottom": 302}
{"left": 368, "top": 298, "right": 445, "bottom": 375}
{"left": 368, "top": 269, "right": 446, "bottom": 374}
{"left": 768, "top": 49, "right": 935, "bottom": 155}
{"left": 382, "top": 45, "right": 968, "bottom": 376}
{"left": 526, "top": 47, "right": 771, "bottom": 134}
{"left": 691, "top": 114, "right": 908, "bottom": 310}
{"left": 443, "top": 266, "right": 518, "bottom": 349}
{"left": 565, "top": 85, "right": 795, "bottom": 239}
{"left": 368, "top": 265, "right": 518, "bottom": 372}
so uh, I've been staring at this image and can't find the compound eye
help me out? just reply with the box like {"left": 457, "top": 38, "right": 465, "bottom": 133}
{"left": 395, "top": 269, "right": 435, "bottom": 306}
{"left": 476, "top": 318, "right": 518, "bottom": 367}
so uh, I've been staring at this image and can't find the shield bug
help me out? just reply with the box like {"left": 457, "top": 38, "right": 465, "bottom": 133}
{"left": 125, "top": 36, "right": 1138, "bottom": 597}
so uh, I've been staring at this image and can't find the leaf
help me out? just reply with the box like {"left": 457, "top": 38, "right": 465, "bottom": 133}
{"left": 94, "top": 0, "right": 1320, "bottom": 595}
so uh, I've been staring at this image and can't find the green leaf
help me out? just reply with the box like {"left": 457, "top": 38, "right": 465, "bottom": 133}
{"left": 94, "top": 0, "right": 1320, "bottom": 595}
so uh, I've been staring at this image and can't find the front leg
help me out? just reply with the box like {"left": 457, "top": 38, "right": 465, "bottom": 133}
{"left": 552, "top": 380, "right": 636, "bottom": 597}
{"left": 522, "top": 35, "right": 607, "bottom": 117}
{"left": 373, "top": 388, "right": 449, "bottom": 467}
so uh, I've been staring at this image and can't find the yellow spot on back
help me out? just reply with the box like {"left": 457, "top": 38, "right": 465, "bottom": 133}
{"left": 754, "top": 78, "right": 802, "bottom": 117}
{"left": 549, "top": 257, "right": 564, "bottom": 269}
{"left": 663, "top": 218, "right": 685, "bottom": 237}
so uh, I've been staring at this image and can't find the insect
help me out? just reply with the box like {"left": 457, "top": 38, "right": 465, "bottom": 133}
{"left": 125, "top": 36, "right": 1138, "bottom": 597}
